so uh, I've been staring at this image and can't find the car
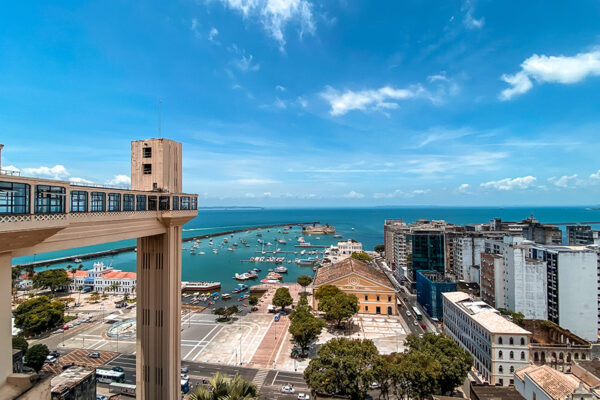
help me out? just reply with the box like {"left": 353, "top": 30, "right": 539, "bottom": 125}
{"left": 87, "top": 352, "right": 100, "bottom": 358}
{"left": 96, "top": 395, "right": 109, "bottom": 400}
{"left": 370, "top": 382, "right": 380, "bottom": 389}
{"left": 181, "top": 374, "right": 190, "bottom": 381}
{"left": 298, "top": 394, "right": 310, "bottom": 399}
{"left": 202, "top": 378, "right": 209, "bottom": 384}
{"left": 62, "top": 325, "right": 69, "bottom": 330}
{"left": 421, "top": 324, "right": 426, "bottom": 330}
{"left": 112, "top": 366, "right": 124, "bottom": 372}
{"left": 73, "top": 321, "right": 81, "bottom": 326}
{"left": 62, "top": 363, "right": 74, "bottom": 370}
{"left": 406, "top": 311, "right": 412, "bottom": 317}
{"left": 281, "top": 385, "right": 295, "bottom": 394}
{"left": 53, "top": 329, "right": 63, "bottom": 334}
{"left": 45, "top": 356, "right": 56, "bottom": 364}
{"left": 181, "top": 366, "right": 189, "bottom": 373}
{"left": 50, "top": 350, "right": 60, "bottom": 358}
{"left": 274, "top": 314, "right": 280, "bottom": 322}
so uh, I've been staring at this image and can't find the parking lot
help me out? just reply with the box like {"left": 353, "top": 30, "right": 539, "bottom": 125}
{"left": 42, "top": 348, "right": 119, "bottom": 375}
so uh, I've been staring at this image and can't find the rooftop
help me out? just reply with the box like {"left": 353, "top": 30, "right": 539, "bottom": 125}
{"left": 103, "top": 271, "right": 136, "bottom": 279}
{"left": 50, "top": 366, "right": 94, "bottom": 394}
{"left": 313, "top": 257, "right": 393, "bottom": 288}
{"left": 469, "top": 383, "right": 525, "bottom": 400}
{"left": 574, "top": 361, "right": 600, "bottom": 380}
{"left": 517, "top": 365, "right": 582, "bottom": 399}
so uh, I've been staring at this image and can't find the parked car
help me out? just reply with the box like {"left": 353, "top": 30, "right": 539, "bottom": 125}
{"left": 96, "top": 395, "right": 109, "bottom": 400}
{"left": 274, "top": 314, "right": 281, "bottom": 322}
{"left": 62, "top": 325, "right": 69, "bottom": 330}
{"left": 45, "top": 356, "right": 56, "bottom": 364}
{"left": 112, "top": 366, "right": 124, "bottom": 372}
{"left": 87, "top": 352, "right": 100, "bottom": 358}
{"left": 421, "top": 324, "right": 426, "bottom": 330}
{"left": 181, "top": 374, "right": 190, "bottom": 381}
{"left": 298, "top": 394, "right": 310, "bottom": 399}
{"left": 62, "top": 363, "right": 74, "bottom": 370}
{"left": 50, "top": 350, "right": 60, "bottom": 358}
{"left": 413, "top": 320, "right": 418, "bottom": 326}
{"left": 370, "top": 382, "right": 380, "bottom": 389}
{"left": 53, "top": 329, "right": 63, "bottom": 334}
{"left": 181, "top": 366, "right": 189, "bottom": 373}
{"left": 281, "top": 385, "right": 295, "bottom": 394}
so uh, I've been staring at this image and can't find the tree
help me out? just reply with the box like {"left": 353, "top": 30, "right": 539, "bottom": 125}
{"left": 25, "top": 344, "right": 49, "bottom": 373}
{"left": 214, "top": 306, "right": 239, "bottom": 322}
{"left": 498, "top": 308, "right": 525, "bottom": 325}
{"left": 14, "top": 296, "right": 65, "bottom": 335}
{"left": 110, "top": 282, "right": 119, "bottom": 293}
{"left": 304, "top": 338, "right": 379, "bottom": 400}
{"left": 272, "top": 287, "right": 293, "bottom": 311}
{"left": 404, "top": 333, "right": 473, "bottom": 396}
{"left": 32, "top": 268, "right": 71, "bottom": 294}
{"left": 314, "top": 284, "right": 342, "bottom": 301}
{"left": 189, "top": 372, "right": 258, "bottom": 400}
{"left": 123, "top": 293, "right": 130, "bottom": 302}
{"left": 374, "top": 245, "right": 385, "bottom": 253}
{"left": 248, "top": 295, "right": 259, "bottom": 306}
{"left": 289, "top": 297, "right": 325, "bottom": 356}
{"left": 297, "top": 275, "right": 312, "bottom": 292}
{"left": 318, "top": 292, "right": 359, "bottom": 327}
{"left": 12, "top": 336, "right": 29, "bottom": 352}
{"left": 351, "top": 252, "right": 372, "bottom": 262}
{"left": 89, "top": 292, "right": 101, "bottom": 303}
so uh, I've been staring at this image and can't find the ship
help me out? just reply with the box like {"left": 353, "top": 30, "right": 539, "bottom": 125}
{"left": 181, "top": 281, "right": 221, "bottom": 292}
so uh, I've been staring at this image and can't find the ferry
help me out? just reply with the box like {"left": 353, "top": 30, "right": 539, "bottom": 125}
{"left": 297, "top": 258, "right": 317, "bottom": 266}
{"left": 181, "top": 281, "right": 221, "bottom": 292}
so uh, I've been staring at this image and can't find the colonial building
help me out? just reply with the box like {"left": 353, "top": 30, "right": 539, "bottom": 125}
{"left": 514, "top": 364, "right": 593, "bottom": 400}
{"left": 312, "top": 258, "right": 398, "bottom": 316}
{"left": 323, "top": 240, "right": 363, "bottom": 264}
{"left": 67, "top": 261, "right": 136, "bottom": 293}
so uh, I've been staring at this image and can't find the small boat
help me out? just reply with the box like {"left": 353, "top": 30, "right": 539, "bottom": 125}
{"left": 253, "top": 267, "right": 261, "bottom": 272}
{"left": 74, "top": 258, "right": 83, "bottom": 263}
{"left": 232, "top": 243, "right": 238, "bottom": 247}
{"left": 351, "top": 228, "right": 355, "bottom": 231}
{"left": 261, "top": 278, "right": 280, "bottom": 284}
{"left": 199, "top": 251, "right": 205, "bottom": 255}
{"left": 221, "top": 293, "right": 231, "bottom": 300}
{"left": 228, "top": 248, "right": 234, "bottom": 251}
{"left": 230, "top": 234, "right": 234, "bottom": 237}
{"left": 266, "top": 272, "right": 283, "bottom": 280}
{"left": 333, "top": 234, "right": 343, "bottom": 238}
{"left": 182, "top": 281, "right": 222, "bottom": 291}
{"left": 232, "top": 284, "right": 248, "bottom": 293}
{"left": 238, "top": 294, "right": 249, "bottom": 301}
{"left": 266, "top": 242, "right": 272, "bottom": 246}
{"left": 256, "top": 233, "right": 262, "bottom": 237}
{"left": 208, "top": 300, "right": 214, "bottom": 306}
{"left": 274, "top": 266, "right": 288, "bottom": 273}
{"left": 278, "top": 238, "right": 287, "bottom": 244}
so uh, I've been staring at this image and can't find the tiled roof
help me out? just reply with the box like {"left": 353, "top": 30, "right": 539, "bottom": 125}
{"left": 313, "top": 258, "right": 392, "bottom": 288}
{"left": 441, "top": 291, "right": 471, "bottom": 303}
{"left": 527, "top": 365, "right": 581, "bottom": 399}
{"left": 471, "top": 311, "right": 531, "bottom": 335}
{"left": 103, "top": 271, "right": 136, "bottom": 279}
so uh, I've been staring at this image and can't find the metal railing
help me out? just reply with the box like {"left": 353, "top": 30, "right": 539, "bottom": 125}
{"left": 0, "top": 168, "right": 20, "bottom": 176}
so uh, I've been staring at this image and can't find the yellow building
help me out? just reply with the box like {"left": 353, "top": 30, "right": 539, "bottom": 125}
{"left": 312, "top": 258, "right": 398, "bottom": 315}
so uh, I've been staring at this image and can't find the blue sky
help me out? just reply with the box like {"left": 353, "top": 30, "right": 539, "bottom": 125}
{"left": 2, "top": 1, "right": 600, "bottom": 206}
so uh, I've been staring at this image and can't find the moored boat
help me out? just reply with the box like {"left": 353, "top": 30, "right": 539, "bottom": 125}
{"left": 181, "top": 281, "right": 221, "bottom": 292}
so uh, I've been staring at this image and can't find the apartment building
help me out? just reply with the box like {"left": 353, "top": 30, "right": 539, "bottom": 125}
{"left": 443, "top": 291, "right": 531, "bottom": 386}
{"left": 566, "top": 225, "right": 600, "bottom": 246}
{"left": 480, "top": 253, "right": 504, "bottom": 308}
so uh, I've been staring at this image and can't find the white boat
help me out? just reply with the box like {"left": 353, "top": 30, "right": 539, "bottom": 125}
{"left": 199, "top": 251, "right": 205, "bottom": 255}
{"left": 274, "top": 266, "right": 288, "bottom": 273}
{"left": 228, "top": 247, "right": 234, "bottom": 251}
{"left": 278, "top": 238, "right": 287, "bottom": 244}
{"left": 300, "top": 250, "right": 306, "bottom": 255}
{"left": 266, "top": 242, "right": 272, "bottom": 246}
{"left": 74, "top": 258, "right": 83, "bottom": 263}
{"left": 213, "top": 249, "right": 218, "bottom": 254}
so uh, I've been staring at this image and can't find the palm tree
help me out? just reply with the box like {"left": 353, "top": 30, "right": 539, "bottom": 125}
{"left": 189, "top": 373, "right": 258, "bottom": 400}
{"left": 110, "top": 282, "right": 119, "bottom": 293}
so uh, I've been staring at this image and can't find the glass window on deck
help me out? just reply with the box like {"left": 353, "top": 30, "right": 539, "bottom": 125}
{"left": 191, "top": 197, "right": 198, "bottom": 210}
{"left": 35, "top": 185, "right": 65, "bottom": 214}
{"left": 108, "top": 193, "right": 121, "bottom": 211}
{"left": 180, "top": 196, "right": 190, "bottom": 210}
{"left": 91, "top": 192, "right": 106, "bottom": 212}
{"left": 136, "top": 195, "right": 146, "bottom": 211}
{"left": 0, "top": 182, "right": 30, "bottom": 214}
{"left": 172, "top": 196, "right": 179, "bottom": 210}
{"left": 148, "top": 196, "right": 157, "bottom": 211}
{"left": 70, "top": 190, "right": 88, "bottom": 213}
{"left": 159, "top": 196, "right": 170, "bottom": 211}
{"left": 123, "top": 194, "right": 134, "bottom": 211}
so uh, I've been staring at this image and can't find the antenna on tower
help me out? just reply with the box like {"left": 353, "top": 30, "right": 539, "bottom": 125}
{"left": 158, "top": 98, "right": 162, "bottom": 138}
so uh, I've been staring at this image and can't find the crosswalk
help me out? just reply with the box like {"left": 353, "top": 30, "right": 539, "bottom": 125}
{"left": 252, "top": 369, "right": 270, "bottom": 391}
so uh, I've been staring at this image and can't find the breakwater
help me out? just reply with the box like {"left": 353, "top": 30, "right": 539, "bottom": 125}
{"left": 12, "top": 221, "right": 320, "bottom": 269}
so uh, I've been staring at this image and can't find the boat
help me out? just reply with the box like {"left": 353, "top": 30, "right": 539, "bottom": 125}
{"left": 213, "top": 249, "right": 218, "bottom": 254}
{"left": 228, "top": 247, "right": 234, "bottom": 251}
{"left": 181, "top": 281, "right": 222, "bottom": 292}
{"left": 277, "top": 238, "right": 287, "bottom": 244}
{"left": 261, "top": 278, "right": 280, "bottom": 284}
{"left": 274, "top": 266, "right": 288, "bottom": 273}
{"left": 352, "top": 227, "right": 355, "bottom": 230}
{"left": 239, "top": 294, "right": 249, "bottom": 301}
{"left": 232, "top": 284, "right": 248, "bottom": 293}
{"left": 232, "top": 243, "right": 238, "bottom": 247}
{"left": 253, "top": 267, "right": 261, "bottom": 272}
{"left": 230, "top": 233, "right": 234, "bottom": 237}
{"left": 74, "top": 258, "right": 83, "bottom": 263}
{"left": 298, "top": 242, "right": 312, "bottom": 247}
{"left": 300, "top": 250, "right": 306, "bottom": 255}
{"left": 333, "top": 234, "right": 343, "bottom": 238}
{"left": 221, "top": 293, "right": 231, "bottom": 300}
{"left": 297, "top": 258, "right": 317, "bottom": 266}
{"left": 256, "top": 233, "right": 262, "bottom": 237}
{"left": 199, "top": 251, "right": 205, "bottom": 255}
{"left": 266, "top": 242, "right": 272, "bottom": 246}
{"left": 266, "top": 272, "right": 283, "bottom": 280}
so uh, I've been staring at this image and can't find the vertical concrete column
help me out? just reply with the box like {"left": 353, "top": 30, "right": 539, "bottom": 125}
{"left": 0, "top": 252, "right": 13, "bottom": 386}
{"left": 136, "top": 225, "right": 182, "bottom": 400}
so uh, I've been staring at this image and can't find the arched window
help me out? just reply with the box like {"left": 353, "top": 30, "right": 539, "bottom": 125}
{"left": 510, "top": 366, "right": 514, "bottom": 373}
{"left": 509, "top": 351, "right": 514, "bottom": 359}
{"left": 521, "top": 351, "right": 526, "bottom": 360}
{"left": 499, "top": 351, "right": 503, "bottom": 359}
{"left": 498, "top": 337, "right": 503, "bottom": 345}
{"left": 499, "top": 365, "right": 503, "bottom": 373}
{"left": 520, "top": 338, "right": 525, "bottom": 346}
{"left": 509, "top": 337, "right": 514, "bottom": 345}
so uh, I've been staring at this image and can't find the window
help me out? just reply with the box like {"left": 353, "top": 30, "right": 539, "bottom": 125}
{"left": 191, "top": 196, "right": 198, "bottom": 210}
{"left": 364, "top": 295, "right": 368, "bottom": 301}
{"left": 388, "top": 296, "right": 391, "bottom": 302}
{"left": 510, "top": 379, "right": 514, "bottom": 386}
{"left": 376, "top": 295, "right": 380, "bottom": 301}
{"left": 148, "top": 196, "right": 157, "bottom": 211}
{"left": 143, "top": 147, "right": 152, "bottom": 158}
{"left": 70, "top": 191, "right": 88, "bottom": 213}
{"left": 181, "top": 196, "right": 190, "bottom": 210}
{"left": 0, "top": 182, "right": 30, "bottom": 214}
{"left": 123, "top": 194, "right": 134, "bottom": 211}
{"left": 376, "top": 306, "right": 381, "bottom": 314}
{"left": 509, "top": 351, "right": 514, "bottom": 360}
{"left": 365, "top": 306, "right": 368, "bottom": 312}
{"left": 499, "top": 378, "right": 503, "bottom": 385}
{"left": 143, "top": 164, "right": 152, "bottom": 175}
{"left": 520, "top": 338, "right": 525, "bottom": 346}
{"left": 499, "top": 365, "right": 503, "bottom": 373}
{"left": 498, "top": 337, "right": 503, "bottom": 345}
{"left": 108, "top": 193, "right": 121, "bottom": 211}
{"left": 521, "top": 351, "right": 525, "bottom": 360}
{"left": 509, "top": 366, "right": 514, "bottom": 373}
{"left": 172, "top": 196, "right": 179, "bottom": 210}
{"left": 35, "top": 185, "right": 65, "bottom": 214}
{"left": 91, "top": 192, "right": 106, "bottom": 212}
{"left": 159, "top": 196, "right": 170, "bottom": 211}
{"left": 509, "top": 337, "right": 514, "bottom": 345}
{"left": 498, "top": 351, "right": 503, "bottom": 359}
{"left": 136, "top": 195, "right": 146, "bottom": 211}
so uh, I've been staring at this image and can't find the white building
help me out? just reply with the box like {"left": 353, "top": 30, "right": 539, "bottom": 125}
{"left": 515, "top": 364, "right": 593, "bottom": 400}
{"left": 443, "top": 291, "right": 531, "bottom": 386}
{"left": 530, "top": 245, "right": 599, "bottom": 342}
{"left": 67, "top": 262, "right": 136, "bottom": 294}
{"left": 324, "top": 240, "right": 363, "bottom": 264}
{"left": 454, "top": 235, "right": 486, "bottom": 283}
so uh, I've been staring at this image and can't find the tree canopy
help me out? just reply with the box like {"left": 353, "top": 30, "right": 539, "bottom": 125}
{"left": 296, "top": 275, "right": 313, "bottom": 289}
{"left": 289, "top": 295, "right": 325, "bottom": 356}
{"left": 314, "top": 284, "right": 341, "bottom": 301}
{"left": 351, "top": 252, "right": 372, "bottom": 262}
{"left": 318, "top": 291, "right": 359, "bottom": 327}
{"left": 374, "top": 245, "right": 385, "bottom": 253}
{"left": 272, "top": 287, "right": 293, "bottom": 311}
{"left": 32, "top": 268, "right": 71, "bottom": 294}
{"left": 248, "top": 295, "right": 259, "bottom": 306}
{"left": 214, "top": 306, "right": 240, "bottom": 322}
{"left": 14, "top": 295, "right": 65, "bottom": 335}
{"left": 304, "top": 338, "right": 379, "bottom": 400}
{"left": 189, "top": 372, "right": 258, "bottom": 400}
{"left": 12, "top": 336, "right": 29, "bottom": 352}
{"left": 25, "top": 344, "right": 50, "bottom": 373}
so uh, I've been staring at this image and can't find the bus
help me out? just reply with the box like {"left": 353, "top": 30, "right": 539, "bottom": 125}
{"left": 412, "top": 306, "right": 423, "bottom": 321}
{"left": 96, "top": 369, "right": 125, "bottom": 384}
{"left": 110, "top": 382, "right": 136, "bottom": 396}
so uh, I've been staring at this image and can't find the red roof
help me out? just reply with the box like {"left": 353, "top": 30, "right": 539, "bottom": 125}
{"left": 103, "top": 271, "right": 136, "bottom": 279}
{"left": 67, "top": 270, "right": 89, "bottom": 278}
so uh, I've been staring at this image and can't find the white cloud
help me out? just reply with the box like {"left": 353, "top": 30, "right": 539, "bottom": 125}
{"left": 548, "top": 174, "right": 579, "bottom": 188}
{"left": 274, "top": 97, "right": 286, "bottom": 109}
{"left": 208, "top": 27, "right": 219, "bottom": 42}
{"left": 233, "top": 178, "right": 279, "bottom": 185}
{"left": 108, "top": 174, "right": 131, "bottom": 186}
{"left": 590, "top": 170, "right": 600, "bottom": 180}
{"left": 428, "top": 72, "right": 449, "bottom": 82}
{"left": 500, "top": 50, "right": 600, "bottom": 100}
{"left": 69, "top": 177, "right": 93, "bottom": 184}
{"left": 22, "top": 165, "right": 69, "bottom": 179}
{"left": 373, "top": 189, "right": 430, "bottom": 199}
{"left": 343, "top": 190, "right": 364, "bottom": 199}
{"left": 463, "top": 0, "right": 484, "bottom": 29}
{"left": 275, "top": 85, "right": 286, "bottom": 92}
{"left": 217, "top": 0, "right": 315, "bottom": 50}
{"left": 321, "top": 85, "right": 426, "bottom": 116}
{"left": 234, "top": 54, "right": 260, "bottom": 72}
{"left": 480, "top": 176, "right": 537, "bottom": 191}
{"left": 297, "top": 96, "right": 308, "bottom": 108}
{"left": 458, "top": 183, "right": 470, "bottom": 192}
{"left": 263, "top": 192, "right": 272, "bottom": 198}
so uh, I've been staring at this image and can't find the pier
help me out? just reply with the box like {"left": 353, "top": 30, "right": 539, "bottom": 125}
{"left": 12, "top": 221, "right": 320, "bottom": 268}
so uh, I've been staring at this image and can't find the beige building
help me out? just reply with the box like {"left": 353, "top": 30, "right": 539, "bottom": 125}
{"left": 313, "top": 258, "right": 399, "bottom": 315}
{"left": 0, "top": 138, "right": 197, "bottom": 400}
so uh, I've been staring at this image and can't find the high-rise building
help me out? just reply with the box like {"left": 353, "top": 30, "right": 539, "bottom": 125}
{"left": 566, "top": 225, "right": 600, "bottom": 246}
{"left": 480, "top": 253, "right": 504, "bottom": 308}
{"left": 416, "top": 270, "right": 456, "bottom": 320}
{"left": 411, "top": 229, "right": 445, "bottom": 280}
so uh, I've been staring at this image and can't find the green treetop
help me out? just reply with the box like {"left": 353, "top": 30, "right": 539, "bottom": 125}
{"left": 272, "top": 287, "right": 293, "bottom": 311}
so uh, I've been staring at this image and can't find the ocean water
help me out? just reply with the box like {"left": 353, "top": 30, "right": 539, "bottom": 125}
{"left": 13, "top": 206, "right": 600, "bottom": 295}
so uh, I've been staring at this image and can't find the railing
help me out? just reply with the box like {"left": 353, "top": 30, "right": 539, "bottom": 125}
{"left": 0, "top": 168, "right": 20, "bottom": 176}
{"left": 70, "top": 181, "right": 131, "bottom": 190}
